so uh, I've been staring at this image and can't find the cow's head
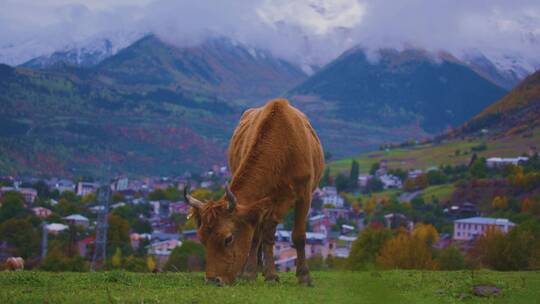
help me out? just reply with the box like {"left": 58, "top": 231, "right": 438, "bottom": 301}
{"left": 184, "top": 184, "right": 269, "bottom": 285}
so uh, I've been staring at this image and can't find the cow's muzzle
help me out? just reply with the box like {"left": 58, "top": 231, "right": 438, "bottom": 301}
{"left": 205, "top": 277, "right": 224, "bottom": 286}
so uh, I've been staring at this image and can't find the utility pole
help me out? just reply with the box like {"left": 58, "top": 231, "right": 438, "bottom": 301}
{"left": 41, "top": 222, "right": 48, "bottom": 260}
{"left": 91, "top": 183, "right": 111, "bottom": 271}
{"left": 91, "top": 147, "right": 112, "bottom": 271}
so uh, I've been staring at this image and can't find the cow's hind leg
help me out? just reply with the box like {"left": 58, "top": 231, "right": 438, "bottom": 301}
{"left": 262, "top": 220, "right": 279, "bottom": 283}
{"left": 292, "top": 192, "right": 313, "bottom": 286}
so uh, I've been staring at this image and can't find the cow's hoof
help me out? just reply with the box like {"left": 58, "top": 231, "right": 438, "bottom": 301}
{"left": 264, "top": 274, "right": 280, "bottom": 283}
{"left": 297, "top": 275, "right": 313, "bottom": 287}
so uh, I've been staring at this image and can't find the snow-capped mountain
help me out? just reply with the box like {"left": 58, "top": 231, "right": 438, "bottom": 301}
{"left": 460, "top": 50, "right": 540, "bottom": 90}
{"left": 0, "top": 31, "right": 145, "bottom": 68}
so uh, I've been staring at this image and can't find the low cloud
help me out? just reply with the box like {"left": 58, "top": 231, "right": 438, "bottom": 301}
{"left": 1, "top": 0, "right": 539, "bottom": 67}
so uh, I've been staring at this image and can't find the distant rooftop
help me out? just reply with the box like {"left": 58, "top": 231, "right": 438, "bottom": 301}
{"left": 63, "top": 214, "right": 89, "bottom": 222}
{"left": 454, "top": 217, "right": 515, "bottom": 226}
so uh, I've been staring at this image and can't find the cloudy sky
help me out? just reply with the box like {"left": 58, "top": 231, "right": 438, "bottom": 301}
{"left": 1, "top": 0, "right": 539, "bottom": 66}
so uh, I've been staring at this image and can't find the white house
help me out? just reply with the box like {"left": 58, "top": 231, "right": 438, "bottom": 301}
{"left": 47, "top": 178, "right": 75, "bottom": 193}
{"left": 321, "top": 186, "right": 338, "bottom": 196}
{"left": 32, "top": 207, "right": 52, "bottom": 218}
{"left": 63, "top": 214, "right": 90, "bottom": 227}
{"left": 320, "top": 186, "right": 344, "bottom": 208}
{"left": 323, "top": 195, "right": 344, "bottom": 208}
{"left": 147, "top": 239, "right": 182, "bottom": 255}
{"left": 379, "top": 174, "right": 402, "bottom": 189}
{"left": 77, "top": 182, "right": 99, "bottom": 196}
{"left": 453, "top": 217, "right": 516, "bottom": 241}
{"left": 408, "top": 169, "right": 424, "bottom": 179}
{"left": 113, "top": 177, "right": 129, "bottom": 191}
{"left": 358, "top": 175, "right": 372, "bottom": 188}
{"left": 486, "top": 157, "right": 529, "bottom": 168}
{"left": 0, "top": 186, "right": 38, "bottom": 203}
{"left": 46, "top": 223, "right": 69, "bottom": 234}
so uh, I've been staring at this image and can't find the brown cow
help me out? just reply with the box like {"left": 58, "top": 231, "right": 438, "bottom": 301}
{"left": 185, "top": 98, "right": 324, "bottom": 285}
{"left": 5, "top": 257, "right": 24, "bottom": 271}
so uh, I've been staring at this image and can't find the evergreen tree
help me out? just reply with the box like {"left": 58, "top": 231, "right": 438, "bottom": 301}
{"left": 349, "top": 160, "right": 360, "bottom": 190}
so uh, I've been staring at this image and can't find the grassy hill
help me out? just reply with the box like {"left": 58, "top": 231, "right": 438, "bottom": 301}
{"left": 329, "top": 128, "right": 540, "bottom": 175}
{"left": 1, "top": 270, "right": 539, "bottom": 303}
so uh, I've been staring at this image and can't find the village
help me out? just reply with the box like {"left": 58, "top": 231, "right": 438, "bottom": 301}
{"left": 1, "top": 152, "right": 537, "bottom": 272}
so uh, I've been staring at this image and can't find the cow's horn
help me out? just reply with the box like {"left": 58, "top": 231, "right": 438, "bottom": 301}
{"left": 225, "top": 183, "right": 237, "bottom": 211}
{"left": 184, "top": 184, "right": 204, "bottom": 208}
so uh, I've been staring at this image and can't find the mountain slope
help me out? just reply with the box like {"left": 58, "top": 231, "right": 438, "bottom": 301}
{"left": 0, "top": 63, "right": 236, "bottom": 176}
{"left": 95, "top": 35, "right": 306, "bottom": 104}
{"left": 457, "top": 69, "right": 540, "bottom": 136}
{"left": 0, "top": 36, "right": 307, "bottom": 177}
{"left": 287, "top": 48, "right": 507, "bottom": 158}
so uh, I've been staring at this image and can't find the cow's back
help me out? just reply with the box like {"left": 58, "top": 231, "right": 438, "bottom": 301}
{"left": 228, "top": 99, "right": 324, "bottom": 204}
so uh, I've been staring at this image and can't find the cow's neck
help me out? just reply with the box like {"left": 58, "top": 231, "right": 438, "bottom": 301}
{"left": 230, "top": 181, "right": 268, "bottom": 206}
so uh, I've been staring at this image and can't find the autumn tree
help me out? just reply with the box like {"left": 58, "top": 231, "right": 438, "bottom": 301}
{"left": 492, "top": 196, "right": 508, "bottom": 210}
{"left": 470, "top": 222, "right": 539, "bottom": 270}
{"left": 348, "top": 227, "right": 392, "bottom": 270}
{"left": 81, "top": 193, "right": 97, "bottom": 205}
{"left": 147, "top": 256, "right": 157, "bottom": 272}
{"left": 403, "top": 178, "right": 416, "bottom": 192}
{"left": 376, "top": 231, "right": 436, "bottom": 270}
{"left": 414, "top": 174, "right": 429, "bottom": 189}
{"left": 111, "top": 247, "right": 123, "bottom": 268}
{"left": 412, "top": 223, "right": 439, "bottom": 246}
{"left": 363, "top": 196, "right": 378, "bottom": 216}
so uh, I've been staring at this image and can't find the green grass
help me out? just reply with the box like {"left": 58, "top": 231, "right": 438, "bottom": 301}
{"left": 421, "top": 184, "right": 456, "bottom": 202}
{"left": 330, "top": 129, "right": 540, "bottom": 175}
{"left": 1, "top": 270, "right": 539, "bottom": 303}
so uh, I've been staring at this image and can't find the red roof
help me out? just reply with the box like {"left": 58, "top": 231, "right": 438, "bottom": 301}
{"left": 80, "top": 236, "right": 95, "bottom": 245}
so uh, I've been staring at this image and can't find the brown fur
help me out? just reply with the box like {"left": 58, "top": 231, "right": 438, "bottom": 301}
{"left": 5, "top": 257, "right": 24, "bottom": 271}
{"left": 191, "top": 98, "right": 324, "bottom": 285}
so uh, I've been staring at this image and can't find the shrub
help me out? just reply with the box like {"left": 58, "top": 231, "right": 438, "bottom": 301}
{"left": 436, "top": 246, "right": 465, "bottom": 270}
{"left": 124, "top": 255, "right": 148, "bottom": 272}
{"left": 164, "top": 241, "right": 205, "bottom": 272}
{"left": 41, "top": 247, "right": 88, "bottom": 272}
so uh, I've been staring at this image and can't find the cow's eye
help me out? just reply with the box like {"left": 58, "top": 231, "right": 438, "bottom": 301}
{"left": 224, "top": 235, "right": 234, "bottom": 247}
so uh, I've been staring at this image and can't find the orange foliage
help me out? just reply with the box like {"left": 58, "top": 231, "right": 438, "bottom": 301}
{"left": 376, "top": 231, "right": 436, "bottom": 270}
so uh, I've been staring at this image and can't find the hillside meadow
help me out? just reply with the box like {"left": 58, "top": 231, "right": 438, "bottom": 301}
{"left": 1, "top": 270, "right": 539, "bottom": 303}
{"left": 329, "top": 129, "right": 540, "bottom": 175}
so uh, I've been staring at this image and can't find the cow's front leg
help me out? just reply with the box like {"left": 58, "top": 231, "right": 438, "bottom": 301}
{"left": 292, "top": 195, "right": 312, "bottom": 286}
{"left": 262, "top": 220, "right": 279, "bottom": 282}
{"left": 240, "top": 226, "right": 261, "bottom": 281}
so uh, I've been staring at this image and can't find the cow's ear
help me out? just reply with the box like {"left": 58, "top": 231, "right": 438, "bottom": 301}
{"left": 237, "top": 197, "right": 272, "bottom": 224}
